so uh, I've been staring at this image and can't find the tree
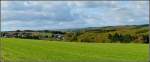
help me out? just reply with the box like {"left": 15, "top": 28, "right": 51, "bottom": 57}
{"left": 143, "top": 35, "right": 149, "bottom": 43}
{"left": 16, "top": 30, "right": 21, "bottom": 32}
{"left": 44, "top": 30, "right": 49, "bottom": 32}
{"left": 64, "top": 32, "right": 77, "bottom": 41}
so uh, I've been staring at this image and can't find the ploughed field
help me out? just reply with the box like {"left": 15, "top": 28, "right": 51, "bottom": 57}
{"left": 1, "top": 38, "right": 148, "bottom": 62}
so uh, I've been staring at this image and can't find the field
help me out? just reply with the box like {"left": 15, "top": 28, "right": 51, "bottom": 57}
{"left": 1, "top": 38, "right": 148, "bottom": 62}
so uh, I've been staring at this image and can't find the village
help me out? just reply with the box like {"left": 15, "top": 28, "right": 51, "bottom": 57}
{"left": 1, "top": 30, "right": 65, "bottom": 41}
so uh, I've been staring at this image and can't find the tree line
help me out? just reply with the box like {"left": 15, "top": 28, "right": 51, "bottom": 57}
{"left": 108, "top": 33, "right": 149, "bottom": 43}
{"left": 1, "top": 29, "right": 149, "bottom": 43}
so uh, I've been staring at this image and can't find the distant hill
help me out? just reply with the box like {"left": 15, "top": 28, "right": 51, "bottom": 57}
{"left": 55, "top": 24, "right": 149, "bottom": 32}
{"left": 1, "top": 24, "right": 149, "bottom": 43}
{"left": 2, "top": 24, "right": 148, "bottom": 32}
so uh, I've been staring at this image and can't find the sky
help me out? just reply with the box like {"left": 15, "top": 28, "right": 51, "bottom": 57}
{"left": 1, "top": 1, "right": 149, "bottom": 31}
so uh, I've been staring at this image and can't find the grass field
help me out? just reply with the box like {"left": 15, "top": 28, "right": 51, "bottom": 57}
{"left": 1, "top": 38, "right": 148, "bottom": 62}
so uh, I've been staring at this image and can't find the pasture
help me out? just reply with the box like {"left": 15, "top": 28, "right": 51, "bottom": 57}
{"left": 1, "top": 38, "right": 148, "bottom": 62}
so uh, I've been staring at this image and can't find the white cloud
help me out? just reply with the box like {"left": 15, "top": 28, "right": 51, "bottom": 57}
{"left": 128, "top": 19, "right": 135, "bottom": 22}
{"left": 1, "top": 1, "right": 149, "bottom": 31}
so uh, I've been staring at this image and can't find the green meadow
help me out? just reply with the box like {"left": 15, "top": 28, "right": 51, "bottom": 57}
{"left": 1, "top": 38, "right": 148, "bottom": 62}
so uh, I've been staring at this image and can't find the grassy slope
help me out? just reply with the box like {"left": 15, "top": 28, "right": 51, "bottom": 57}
{"left": 1, "top": 38, "right": 148, "bottom": 62}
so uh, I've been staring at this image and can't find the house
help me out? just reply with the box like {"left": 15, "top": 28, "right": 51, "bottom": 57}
{"left": 52, "top": 34, "right": 64, "bottom": 40}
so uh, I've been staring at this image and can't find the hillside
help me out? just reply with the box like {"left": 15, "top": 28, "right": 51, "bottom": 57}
{"left": 1, "top": 24, "right": 149, "bottom": 43}
{"left": 1, "top": 38, "right": 148, "bottom": 62}
{"left": 55, "top": 24, "right": 149, "bottom": 32}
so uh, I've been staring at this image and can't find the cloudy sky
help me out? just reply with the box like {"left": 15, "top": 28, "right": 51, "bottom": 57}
{"left": 1, "top": 1, "right": 149, "bottom": 31}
